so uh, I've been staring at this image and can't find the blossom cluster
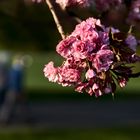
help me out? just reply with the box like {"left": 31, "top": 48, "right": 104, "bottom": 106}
{"left": 55, "top": 0, "right": 91, "bottom": 9}
{"left": 95, "top": 0, "right": 122, "bottom": 12}
{"left": 44, "top": 17, "right": 140, "bottom": 97}
{"left": 127, "top": 0, "right": 140, "bottom": 23}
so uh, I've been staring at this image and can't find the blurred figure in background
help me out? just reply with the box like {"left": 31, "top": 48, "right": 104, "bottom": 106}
{"left": 0, "top": 54, "right": 32, "bottom": 125}
{"left": 0, "top": 51, "right": 9, "bottom": 105}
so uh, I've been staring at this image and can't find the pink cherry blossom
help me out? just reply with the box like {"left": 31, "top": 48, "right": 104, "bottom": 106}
{"left": 56, "top": 18, "right": 106, "bottom": 61}
{"left": 56, "top": 36, "right": 76, "bottom": 58}
{"left": 72, "top": 18, "right": 102, "bottom": 38}
{"left": 44, "top": 17, "right": 140, "bottom": 97}
{"left": 118, "top": 78, "right": 127, "bottom": 88}
{"left": 92, "top": 83, "right": 102, "bottom": 97}
{"left": 85, "top": 69, "right": 96, "bottom": 79}
{"left": 43, "top": 61, "right": 59, "bottom": 82}
{"left": 58, "top": 67, "right": 81, "bottom": 86}
{"left": 93, "top": 49, "right": 114, "bottom": 72}
{"left": 71, "top": 40, "right": 91, "bottom": 60}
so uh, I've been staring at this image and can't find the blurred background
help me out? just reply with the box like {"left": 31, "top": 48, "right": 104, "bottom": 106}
{"left": 0, "top": 0, "right": 140, "bottom": 140}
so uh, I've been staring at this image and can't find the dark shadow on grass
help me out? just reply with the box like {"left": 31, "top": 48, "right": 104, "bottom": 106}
{"left": 27, "top": 89, "right": 140, "bottom": 102}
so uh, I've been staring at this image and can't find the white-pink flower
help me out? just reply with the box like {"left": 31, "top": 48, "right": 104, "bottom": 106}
{"left": 43, "top": 61, "right": 58, "bottom": 82}
{"left": 85, "top": 69, "right": 96, "bottom": 79}
{"left": 92, "top": 83, "right": 102, "bottom": 97}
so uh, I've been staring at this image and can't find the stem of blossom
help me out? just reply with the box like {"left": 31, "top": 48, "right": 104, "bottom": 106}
{"left": 127, "top": 72, "right": 140, "bottom": 78}
{"left": 112, "top": 93, "right": 115, "bottom": 100}
{"left": 74, "top": 17, "right": 82, "bottom": 23}
{"left": 45, "top": 0, "right": 66, "bottom": 39}
{"left": 66, "top": 10, "right": 82, "bottom": 23}
{"left": 114, "top": 71, "right": 140, "bottom": 78}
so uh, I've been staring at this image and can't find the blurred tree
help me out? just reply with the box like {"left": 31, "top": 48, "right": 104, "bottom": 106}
{"left": 0, "top": 0, "right": 139, "bottom": 51}
{"left": 0, "top": 0, "right": 60, "bottom": 51}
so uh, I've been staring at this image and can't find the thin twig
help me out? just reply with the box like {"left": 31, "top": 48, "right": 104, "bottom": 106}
{"left": 114, "top": 71, "right": 140, "bottom": 78}
{"left": 128, "top": 72, "right": 140, "bottom": 78}
{"left": 66, "top": 10, "right": 82, "bottom": 23}
{"left": 45, "top": 0, "right": 66, "bottom": 39}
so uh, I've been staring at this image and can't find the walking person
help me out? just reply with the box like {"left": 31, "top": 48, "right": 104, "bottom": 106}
{"left": 0, "top": 54, "right": 31, "bottom": 125}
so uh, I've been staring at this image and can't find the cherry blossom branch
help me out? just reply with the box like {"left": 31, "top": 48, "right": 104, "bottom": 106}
{"left": 45, "top": 0, "right": 66, "bottom": 39}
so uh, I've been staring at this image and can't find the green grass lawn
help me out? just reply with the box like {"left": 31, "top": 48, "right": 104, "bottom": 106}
{"left": 0, "top": 126, "right": 140, "bottom": 140}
